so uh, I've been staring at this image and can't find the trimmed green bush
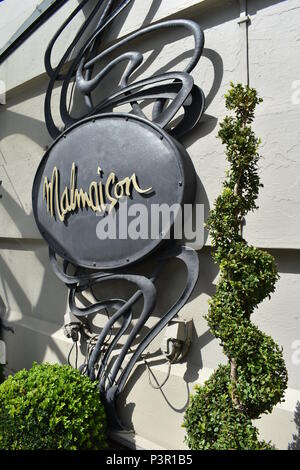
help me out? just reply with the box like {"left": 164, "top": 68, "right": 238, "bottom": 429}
{"left": 0, "top": 362, "right": 107, "bottom": 450}
{"left": 183, "top": 83, "right": 288, "bottom": 450}
{"left": 184, "top": 366, "right": 274, "bottom": 450}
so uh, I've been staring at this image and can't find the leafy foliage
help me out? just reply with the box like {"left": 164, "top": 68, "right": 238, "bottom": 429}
{"left": 0, "top": 362, "right": 107, "bottom": 450}
{"left": 183, "top": 83, "right": 288, "bottom": 449}
{"left": 184, "top": 366, "right": 274, "bottom": 450}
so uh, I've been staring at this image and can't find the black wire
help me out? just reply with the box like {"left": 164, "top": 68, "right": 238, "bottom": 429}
{"left": 75, "top": 341, "right": 78, "bottom": 369}
{"left": 67, "top": 342, "right": 75, "bottom": 366}
{"left": 67, "top": 340, "right": 79, "bottom": 369}
{"left": 81, "top": 334, "right": 99, "bottom": 375}
{"left": 143, "top": 357, "right": 172, "bottom": 390}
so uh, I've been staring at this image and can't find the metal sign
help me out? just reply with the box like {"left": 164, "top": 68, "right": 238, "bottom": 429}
{"left": 33, "top": 14, "right": 205, "bottom": 267}
{"left": 29, "top": 0, "right": 206, "bottom": 428}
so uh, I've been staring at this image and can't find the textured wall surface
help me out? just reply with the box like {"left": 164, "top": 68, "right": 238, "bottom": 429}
{"left": 0, "top": 0, "right": 299, "bottom": 450}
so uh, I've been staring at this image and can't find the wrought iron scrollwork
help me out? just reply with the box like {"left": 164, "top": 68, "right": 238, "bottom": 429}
{"left": 50, "top": 243, "right": 199, "bottom": 429}
{"left": 41, "top": 0, "right": 205, "bottom": 428}
{"left": 44, "top": 0, "right": 205, "bottom": 139}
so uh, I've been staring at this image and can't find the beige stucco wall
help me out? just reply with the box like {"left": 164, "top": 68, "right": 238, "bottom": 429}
{"left": 0, "top": 0, "right": 299, "bottom": 450}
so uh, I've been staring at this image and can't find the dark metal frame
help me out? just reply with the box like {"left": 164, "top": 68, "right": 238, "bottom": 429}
{"left": 2, "top": 0, "right": 206, "bottom": 429}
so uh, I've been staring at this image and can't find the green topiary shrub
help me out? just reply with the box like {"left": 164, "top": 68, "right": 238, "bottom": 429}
{"left": 184, "top": 366, "right": 274, "bottom": 450}
{"left": 0, "top": 362, "right": 107, "bottom": 450}
{"left": 183, "top": 83, "right": 288, "bottom": 450}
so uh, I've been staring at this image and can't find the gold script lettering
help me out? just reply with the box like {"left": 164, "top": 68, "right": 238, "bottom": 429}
{"left": 43, "top": 163, "right": 152, "bottom": 222}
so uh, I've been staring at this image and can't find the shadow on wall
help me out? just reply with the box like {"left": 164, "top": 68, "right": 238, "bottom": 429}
{"left": 0, "top": 186, "right": 68, "bottom": 370}
{"left": 68, "top": 0, "right": 225, "bottom": 146}
{"left": 112, "top": 246, "right": 219, "bottom": 428}
{"left": 288, "top": 401, "right": 300, "bottom": 450}
{"left": 0, "top": 1, "right": 225, "bottom": 151}
{"left": 248, "top": 0, "right": 291, "bottom": 16}
{"left": 118, "top": 361, "right": 191, "bottom": 429}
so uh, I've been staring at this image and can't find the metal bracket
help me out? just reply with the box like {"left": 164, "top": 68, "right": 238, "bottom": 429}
{"left": 238, "top": 0, "right": 251, "bottom": 24}
{"left": 161, "top": 319, "right": 193, "bottom": 363}
{"left": 238, "top": 15, "right": 251, "bottom": 25}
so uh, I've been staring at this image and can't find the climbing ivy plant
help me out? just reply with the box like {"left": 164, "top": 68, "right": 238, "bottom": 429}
{"left": 183, "top": 83, "right": 288, "bottom": 450}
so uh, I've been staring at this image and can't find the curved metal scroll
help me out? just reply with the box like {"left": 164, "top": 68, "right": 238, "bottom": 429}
{"left": 44, "top": 0, "right": 205, "bottom": 139}
{"left": 42, "top": 0, "right": 204, "bottom": 429}
{"left": 51, "top": 244, "right": 199, "bottom": 429}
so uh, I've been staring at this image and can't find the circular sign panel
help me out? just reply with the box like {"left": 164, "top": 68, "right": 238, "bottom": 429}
{"left": 32, "top": 113, "right": 196, "bottom": 269}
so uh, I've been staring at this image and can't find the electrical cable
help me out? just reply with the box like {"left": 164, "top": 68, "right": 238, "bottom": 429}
{"left": 67, "top": 341, "right": 78, "bottom": 368}
{"left": 127, "top": 346, "right": 173, "bottom": 391}
{"left": 142, "top": 355, "right": 172, "bottom": 390}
